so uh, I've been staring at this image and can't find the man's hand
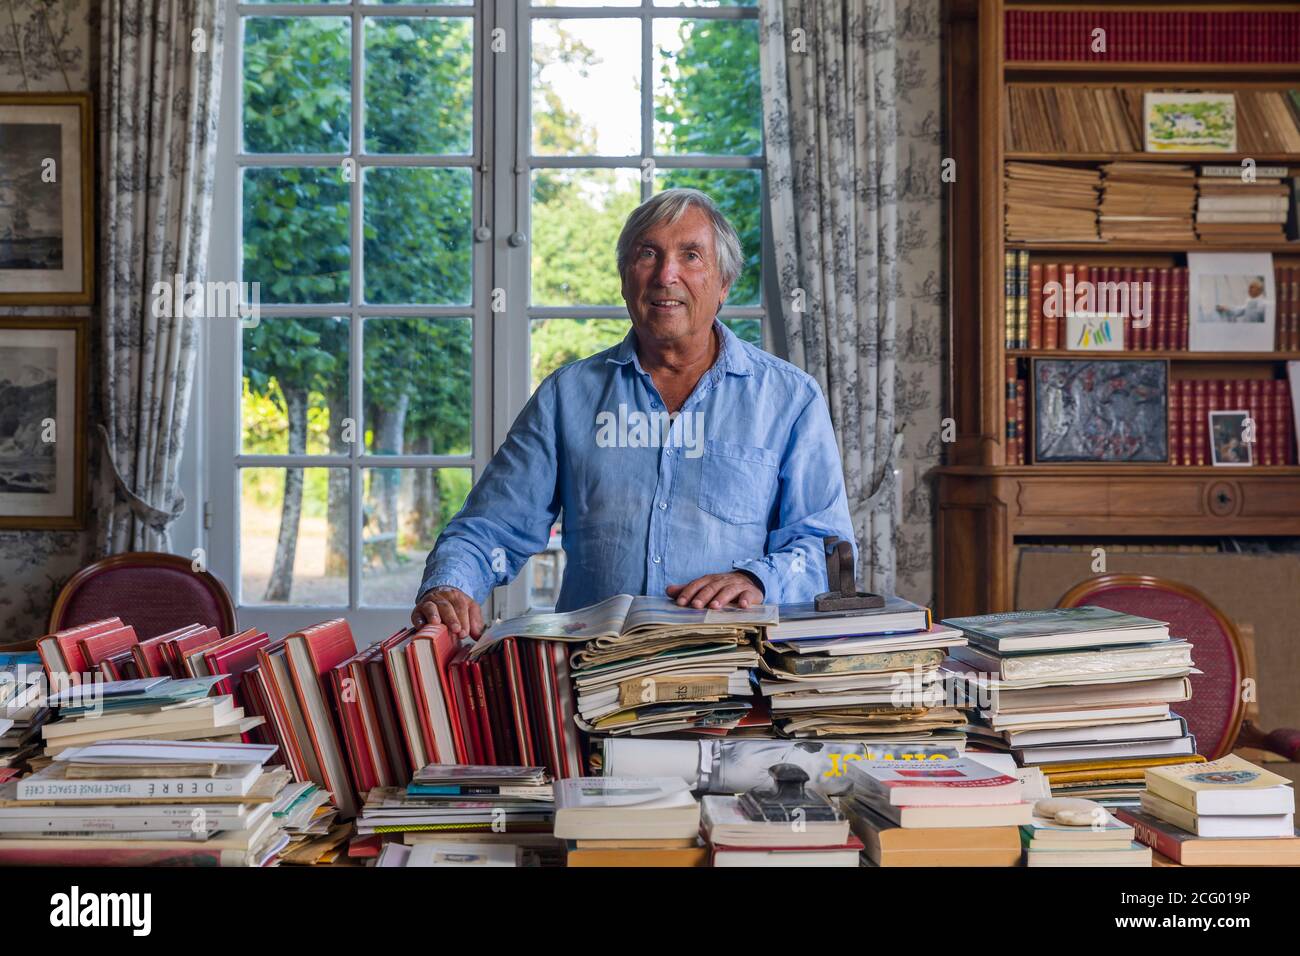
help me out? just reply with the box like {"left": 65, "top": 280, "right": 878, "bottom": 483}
{"left": 666, "top": 571, "right": 763, "bottom": 610}
{"left": 412, "top": 586, "right": 485, "bottom": 639}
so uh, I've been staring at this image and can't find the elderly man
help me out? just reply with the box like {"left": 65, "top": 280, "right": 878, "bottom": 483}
{"left": 413, "top": 188, "right": 856, "bottom": 639}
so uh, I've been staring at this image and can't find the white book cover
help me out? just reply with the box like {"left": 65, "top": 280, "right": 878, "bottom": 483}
{"left": 553, "top": 776, "right": 693, "bottom": 811}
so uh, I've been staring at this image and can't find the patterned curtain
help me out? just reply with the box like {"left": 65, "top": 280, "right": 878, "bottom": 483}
{"left": 759, "top": 0, "right": 904, "bottom": 594}
{"left": 96, "top": 0, "right": 226, "bottom": 553}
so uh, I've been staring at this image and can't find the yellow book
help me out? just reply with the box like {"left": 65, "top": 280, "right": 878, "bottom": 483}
{"left": 1145, "top": 754, "right": 1293, "bottom": 815}
{"left": 1041, "top": 754, "right": 1205, "bottom": 777}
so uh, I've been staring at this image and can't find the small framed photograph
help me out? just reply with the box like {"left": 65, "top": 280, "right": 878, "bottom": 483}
{"left": 1144, "top": 91, "right": 1237, "bottom": 153}
{"left": 0, "top": 317, "right": 88, "bottom": 529}
{"left": 1032, "top": 358, "right": 1169, "bottom": 463}
{"left": 1187, "top": 252, "right": 1276, "bottom": 352}
{"left": 1209, "top": 410, "right": 1254, "bottom": 467}
{"left": 0, "top": 93, "right": 94, "bottom": 305}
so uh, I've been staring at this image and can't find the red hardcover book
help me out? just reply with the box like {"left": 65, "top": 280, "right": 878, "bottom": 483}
{"left": 482, "top": 650, "right": 519, "bottom": 766}
{"left": 1179, "top": 380, "right": 1192, "bottom": 466}
{"left": 1289, "top": 267, "right": 1299, "bottom": 351}
{"left": 129, "top": 623, "right": 202, "bottom": 678}
{"left": 546, "top": 640, "right": 584, "bottom": 779}
{"left": 1280, "top": 380, "right": 1296, "bottom": 464}
{"left": 469, "top": 659, "right": 497, "bottom": 765}
{"left": 1028, "top": 262, "right": 1043, "bottom": 350}
{"left": 501, "top": 637, "right": 538, "bottom": 767}
{"left": 1193, "top": 380, "right": 1209, "bottom": 465}
{"left": 343, "top": 650, "right": 399, "bottom": 788}
{"left": 1248, "top": 379, "right": 1267, "bottom": 464}
{"left": 254, "top": 639, "right": 316, "bottom": 783}
{"left": 238, "top": 664, "right": 281, "bottom": 754}
{"left": 1060, "top": 263, "right": 1075, "bottom": 350}
{"left": 364, "top": 644, "right": 410, "bottom": 781}
{"left": 283, "top": 618, "right": 361, "bottom": 819}
{"left": 407, "top": 624, "right": 469, "bottom": 764}
{"left": 1168, "top": 381, "right": 1181, "bottom": 467}
{"left": 99, "top": 650, "right": 139, "bottom": 681}
{"left": 1155, "top": 267, "right": 1171, "bottom": 351}
{"left": 381, "top": 628, "right": 428, "bottom": 775}
{"left": 77, "top": 625, "right": 139, "bottom": 672}
{"left": 1178, "top": 268, "right": 1189, "bottom": 350}
{"left": 162, "top": 626, "right": 220, "bottom": 678}
{"left": 448, "top": 646, "right": 482, "bottom": 764}
{"left": 202, "top": 628, "right": 270, "bottom": 699}
{"left": 1040, "top": 263, "right": 1058, "bottom": 349}
{"left": 36, "top": 617, "right": 123, "bottom": 686}
{"left": 328, "top": 662, "right": 378, "bottom": 798}
{"left": 1005, "top": 357, "right": 1018, "bottom": 464}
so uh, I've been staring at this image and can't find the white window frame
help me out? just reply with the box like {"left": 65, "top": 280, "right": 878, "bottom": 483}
{"left": 205, "top": 0, "right": 777, "bottom": 638}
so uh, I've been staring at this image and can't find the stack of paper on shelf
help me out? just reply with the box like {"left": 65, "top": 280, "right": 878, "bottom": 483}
{"left": 844, "top": 756, "right": 1033, "bottom": 867}
{"left": 1, "top": 652, "right": 47, "bottom": 773}
{"left": 1195, "top": 167, "right": 1291, "bottom": 241}
{"left": 942, "top": 606, "right": 1199, "bottom": 806}
{"left": 1004, "top": 162, "right": 1101, "bottom": 242}
{"left": 553, "top": 776, "right": 706, "bottom": 867}
{"left": 1021, "top": 804, "right": 1150, "bottom": 867}
{"left": 375, "top": 841, "right": 523, "bottom": 867}
{"left": 0, "top": 739, "right": 294, "bottom": 866}
{"left": 1116, "top": 755, "right": 1300, "bottom": 865}
{"left": 758, "top": 597, "right": 966, "bottom": 745}
{"left": 1098, "top": 163, "right": 1197, "bottom": 242}
{"left": 469, "top": 595, "right": 774, "bottom": 741}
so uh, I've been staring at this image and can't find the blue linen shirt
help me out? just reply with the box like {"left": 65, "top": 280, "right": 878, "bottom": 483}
{"left": 419, "top": 319, "right": 858, "bottom": 611}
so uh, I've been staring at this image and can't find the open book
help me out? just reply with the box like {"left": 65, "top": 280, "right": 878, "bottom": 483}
{"left": 468, "top": 594, "right": 776, "bottom": 660}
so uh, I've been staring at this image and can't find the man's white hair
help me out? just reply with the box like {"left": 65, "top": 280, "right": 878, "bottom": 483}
{"left": 616, "top": 188, "right": 743, "bottom": 290}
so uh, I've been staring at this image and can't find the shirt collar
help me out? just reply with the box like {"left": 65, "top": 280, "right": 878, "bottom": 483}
{"left": 606, "top": 318, "right": 754, "bottom": 378}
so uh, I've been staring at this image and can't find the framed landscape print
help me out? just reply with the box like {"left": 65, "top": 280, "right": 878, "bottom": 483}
{"left": 0, "top": 318, "right": 87, "bottom": 529}
{"left": 1143, "top": 91, "right": 1237, "bottom": 153}
{"left": 1032, "top": 358, "right": 1169, "bottom": 463}
{"left": 0, "top": 93, "right": 94, "bottom": 305}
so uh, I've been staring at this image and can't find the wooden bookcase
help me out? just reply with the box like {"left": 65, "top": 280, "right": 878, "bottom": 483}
{"left": 937, "top": 0, "right": 1300, "bottom": 617}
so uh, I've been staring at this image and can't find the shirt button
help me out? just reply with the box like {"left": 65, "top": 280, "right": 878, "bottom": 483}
{"left": 651, "top": 401, "right": 660, "bottom": 408}
{"left": 653, "top": 555, "right": 662, "bottom": 564}
{"left": 666, "top": 448, "right": 674, "bottom": 456}
{"left": 659, "top": 502, "right": 667, "bottom": 510}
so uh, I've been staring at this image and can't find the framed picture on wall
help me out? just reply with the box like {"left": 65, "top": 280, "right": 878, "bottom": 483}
{"left": 0, "top": 318, "right": 88, "bottom": 529}
{"left": 1209, "top": 410, "right": 1254, "bottom": 467}
{"left": 1187, "top": 252, "right": 1276, "bottom": 352}
{"left": 1031, "top": 357, "right": 1169, "bottom": 463}
{"left": 0, "top": 93, "right": 94, "bottom": 305}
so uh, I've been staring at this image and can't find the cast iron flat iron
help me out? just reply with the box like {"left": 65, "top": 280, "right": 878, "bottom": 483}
{"left": 814, "top": 535, "right": 884, "bottom": 611}
{"left": 738, "top": 763, "right": 843, "bottom": 823}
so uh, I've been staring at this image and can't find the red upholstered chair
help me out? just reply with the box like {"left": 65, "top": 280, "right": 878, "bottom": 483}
{"left": 48, "top": 552, "right": 236, "bottom": 642}
{"left": 1058, "top": 573, "right": 1300, "bottom": 762}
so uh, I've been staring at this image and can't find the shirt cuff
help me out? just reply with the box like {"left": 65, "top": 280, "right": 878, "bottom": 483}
{"left": 732, "top": 557, "right": 778, "bottom": 605}
{"left": 416, "top": 562, "right": 489, "bottom": 607}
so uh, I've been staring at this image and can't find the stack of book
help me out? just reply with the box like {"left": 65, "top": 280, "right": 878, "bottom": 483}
{"left": 34, "top": 677, "right": 265, "bottom": 765}
{"left": 1004, "top": 162, "right": 1100, "bottom": 242}
{"left": 844, "top": 756, "right": 1033, "bottom": 866}
{"left": 355, "top": 764, "right": 555, "bottom": 850}
{"left": 1196, "top": 166, "right": 1292, "bottom": 241}
{"left": 700, "top": 791, "right": 861, "bottom": 867}
{"left": 1117, "top": 755, "right": 1300, "bottom": 866}
{"left": 0, "top": 739, "right": 295, "bottom": 866}
{"left": 375, "top": 841, "right": 524, "bottom": 867}
{"left": 553, "top": 775, "right": 706, "bottom": 867}
{"left": 1, "top": 652, "right": 46, "bottom": 775}
{"left": 942, "top": 607, "right": 1199, "bottom": 805}
{"left": 1006, "top": 86, "right": 1142, "bottom": 153}
{"left": 756, "top": 597, "right": 967, "bottom": 746}
{"left": 469, "top": 595, "right": 773, "bottom": 741}
{"left": 1099, "top": 163, "right": 1197, "bottom": 243}
{"left": 1021, "top": 802, "right": 1151, "bottom": 867}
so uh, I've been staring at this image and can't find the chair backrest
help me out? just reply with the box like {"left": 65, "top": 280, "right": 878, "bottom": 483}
{"left": 49, "top": 552, "right": 237, "bottom": 641}
{"left": 1058, "top": 573, "right": 1245, "bottom": 760}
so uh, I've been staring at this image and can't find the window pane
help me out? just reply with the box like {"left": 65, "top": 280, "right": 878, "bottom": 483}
{"left": 654, "top": 168, "right": 760, "bottom": 306}
{"left": 363, "top": 317, "right": 472, "bottom": 456}
{"left": 653, "top": 18, "right": 760, "bottom": 156}
{"left": 361, "top": 467, "right": 471, "bottom": 606}
{"left": 367, "top": 0, "right": 470, "bottom": 5}
{"left": 241, "top": 467, "right": 347, "bottom": 606}
{"left": 721, "top": 317, "right": 761, "bottom": 347}
{"left": 363, "top": 167, "right": 473, "bottom": 306}
{"left": 245, "top": 0, "right": 346, "bottom": 5}
{"left": 654, "top": 0, "right": 758, "bottom": 6}
{"left": 243, "top": 317, "right": 350, "bottom": 455}
{"left": 526, "top": 522, "right": 566, "bottom": 611}
{"left": 243, "top": 167, "right": 351, "bottom": 304}
{"left": 243, "top": 17, "right": 350, "bottom": 154}
{"left": 364, "top": 17, "right": 474, "bottom": 154}
{"left": 531, "top": 168, "right": 640, "bottom": 307}
{"left": 532, "top": 0, "right": 638, "bottom": 8}
{"left": 531, "top": 318, "right": 629, "bottom": 390}
{"left": 532, "top": 18, "right": 640, "bottom": 156}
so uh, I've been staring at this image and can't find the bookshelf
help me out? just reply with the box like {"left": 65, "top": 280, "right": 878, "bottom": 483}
{"left": 936, "top": 0, "right": 1300, "bottom": 617}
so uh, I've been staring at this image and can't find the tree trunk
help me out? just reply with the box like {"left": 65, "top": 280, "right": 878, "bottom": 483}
{"left": 325, "top": 387, "right": 349, "bottom": 577}
{"left": 264, "top": 386, "right": 308, "bottom": 602}
{"left": 371, "top": 394, "right": 409, "bottom": 567}
{"left": 411, "top": 434, "right": 440, "bottom": 545}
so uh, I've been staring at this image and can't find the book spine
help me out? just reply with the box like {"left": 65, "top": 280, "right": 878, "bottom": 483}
{"left": 1168, "top": 379, "right": 1180, "bottom": 468}
{"left": 1029, "top": 261, "right": 1043, "bottom": 351}
{"left": 1015, "top": 380, "right": 1027, "bottom": 465}
{"left": 1017, "top": 250, "right": 1030, "bottom": 350}
{"left": 16, "top": 775, "right": 252, "bottom": 801}
{"left": 1156, "top": 267, "right": 1171, "bottom": 351}
{"left": 1114, "top": 809, "right": 1184, "bottom": 862}
{"left": 1043, "top": 263, "right": 1060, "bottom": 349}
{"left": 1006, "top": 357, "right": 1018, "bottom": 464}
{"left": 1180, "top": 379, "right": 1193, "bottom": 466}
{"left": 1249, "top": 378, "right": 1267, "bottom": 465}
{"left": 1283, "top": 380, "right": 1297, "bottom": 464}
{"left": 1177, "top": 267, "right": 1189, "bottom": 351}
{"left": 1005, "top": 251, "right": 1016, "bottom": 350}
{"left": 1193, "top": 380, "right": 1209, "bottom": 465}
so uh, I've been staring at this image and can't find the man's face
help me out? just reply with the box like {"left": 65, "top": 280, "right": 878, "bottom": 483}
{"left": 1249, "top": 280, "right": 1264, "bottom": 298}
{"left": 621, "top": 205, "right": 732, "bottom": 345}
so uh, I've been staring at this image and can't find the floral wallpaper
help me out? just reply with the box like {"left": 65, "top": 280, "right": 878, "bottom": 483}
{"left": 0, "top": 0, "right": 95, "bottom": 642}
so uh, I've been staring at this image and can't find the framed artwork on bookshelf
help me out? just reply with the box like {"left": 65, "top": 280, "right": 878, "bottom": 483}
{"left": 0, "top": 93, "right": 94, "bottom": 305}
{"left": 0, "top": 317, "right": 88, "bottom": 530}
{"left": 1209, "top": 410, "right": 1254, "bottom": 467}
{"left": 1031, "top": 358, "right": 1169, "bottom": 463}
{"left": 1143, "top": 92, "right": 1237, "bottom": 153}
{"left": 1188, "top": 253, "right": 1276, "bottom": 352}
